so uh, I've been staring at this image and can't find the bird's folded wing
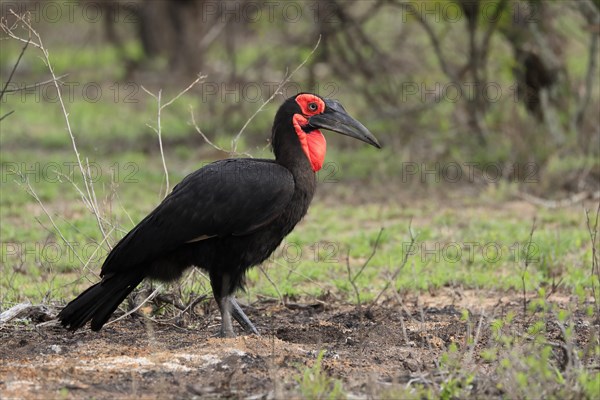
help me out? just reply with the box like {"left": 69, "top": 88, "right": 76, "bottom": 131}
{"left": 100, "top": 159, "right": 295, "bottom": 276}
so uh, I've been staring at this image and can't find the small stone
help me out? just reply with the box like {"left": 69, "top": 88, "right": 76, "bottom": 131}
{"left": 403, "top": 359, "right": 419, "bottom": 372}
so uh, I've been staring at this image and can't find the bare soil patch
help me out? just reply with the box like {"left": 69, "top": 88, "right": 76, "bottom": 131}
{"left": 0, "top": 288, "right": 595, "bottom": 399}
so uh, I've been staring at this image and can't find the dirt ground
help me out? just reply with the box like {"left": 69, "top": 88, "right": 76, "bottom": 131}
{"left": 0, "top": 288, "right": 595, "bottom": 399}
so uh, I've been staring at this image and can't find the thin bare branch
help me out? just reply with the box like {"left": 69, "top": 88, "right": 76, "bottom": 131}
{"left": 0, "top": 110, "right": 15, "bottom": 121}
{"left": 190, "top": 105, "right": 226, "bottom": 153}
{"left": 15, "top": 177, "right": 86, "bottom": 269}
{"left": 522, "top": 218, "right": 537, "bottom": 315}
{"left": 141, "top": 75, "right": 205, "bottom": 198}
{"left": 271, "top": 259, "right": 329, "bottom": 292}
{"left": 161, "top": 74, "right": 205, "bottom": 109}
{"left": 4, "top": 11, "right": 106, "bottom": 233}
{"left": 517, "top": 191, "right": 600, "bottom": 209}
{"left": 346, "top": 228, "right": 384, "bottom": 308}
{"left": 0, "top": 36, "right": 29, "bottom": 102}
{"left": 354, "top": 228, "right": 384, "bottom": 282}
{"left": 466, "top": 312, "right": 486, "bottom": 364}
{"left": 584, "top": 202, "right": 600, "bottom": 317}
{"left": 49, "top": 167, "right": 92, "bottom": 214}
{"left": 391, "top": 2, "right": 457, "bottom": 81}
{"left": 257, "top": 265, "right": 284, "bottom": 305}
{"left": 86, "top": 158, "right": 109, "bottom": 243}
{"left": 1, "top": 74, "right": 68, "bottom": 93}
{"left": 104, "top": 285, "right": 163, "bottom": 327}
{"left": 0, "top": 13, "right": 41, "bottom": 48}
{"left": 372, "top": 219, "right": 416, "bottom": 305}
{"left": 230, "top": 35, "right": 322, "bottom": 154}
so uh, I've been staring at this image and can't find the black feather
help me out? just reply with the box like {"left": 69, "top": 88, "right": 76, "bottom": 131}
{"left": 58, "top": 272, "right": 143, "bottom": 331}
{"left": 57, "top": 93, "right": 378, "bottom": 334}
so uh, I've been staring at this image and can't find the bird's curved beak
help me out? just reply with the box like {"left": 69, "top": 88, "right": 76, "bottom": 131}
{"left": 308, "top": 99, "right": 381, "bottom": 149}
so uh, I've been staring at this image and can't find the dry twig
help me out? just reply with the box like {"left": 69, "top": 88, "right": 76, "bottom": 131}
{"left": 190, "top": 35, "right": 323, "bottom": 157}
{"left": 1, "top": 11, "right": 111, "bottom": 249}
{"left": 257, "top": 264, "right": 284, "bottom": 305}
{"left": 518, "top": 190, "right": 600, "bottom": 209}
{"left": 372, "top": 219, "right": 416, "bottom": 305}
{"left": 230, "top": 36, "right": 322, "bottom": 154}
{"left": 104, "top": 285, "right": 163, "bottom": 327}
{"left": 522, "top": 218, "right": 537, "bottom": 315}
{"left": 0, "top": 32, "right": 30, "bottom": 120}
{"left": 346, "top": 228, "right": 384, "bottom": 309}
{"left": 584, "top": 202, "right": 600, "bottom": 317}
{"left": 141, "top": 74, "right": 206, "bottom": 198}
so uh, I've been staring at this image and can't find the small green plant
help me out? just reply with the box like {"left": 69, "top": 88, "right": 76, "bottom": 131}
{"left": 437, "top": 342, "right": 476, "bottom": 399}
{"left": 295, "top": 351, "right": 345, "bottom": 400}
{"left": 490, "top": 301, "right": 598, "bottom": 400}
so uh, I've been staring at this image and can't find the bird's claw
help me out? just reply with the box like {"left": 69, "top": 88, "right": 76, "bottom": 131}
{"left": 230, "top": 297, "right": 260, "bottom": 335}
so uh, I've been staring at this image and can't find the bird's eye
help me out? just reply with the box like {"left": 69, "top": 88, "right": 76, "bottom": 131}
{"left": 308, "top": 102, "right": 318, "bottom": 111}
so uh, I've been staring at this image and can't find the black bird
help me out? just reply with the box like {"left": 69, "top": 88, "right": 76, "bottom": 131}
{"left": 58, "top": 93, "right": 380, "bottom": 337}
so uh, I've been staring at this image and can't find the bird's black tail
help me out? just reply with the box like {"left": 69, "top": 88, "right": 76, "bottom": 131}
{"left": 58, "top": 272, "right": 144, "bottom": 331}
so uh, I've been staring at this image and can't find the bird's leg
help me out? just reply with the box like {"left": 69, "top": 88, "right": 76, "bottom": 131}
{"left": 230, "top": 297, "right": 259, "bottom": 335}
{"left": 218, "top": 295, "right": 236, "bottom": 338}
{"left": 210, "top": 273, "right": 259, "bottom": 336}
{"left": 211, "top": 273, "right": 236, "bottom": 338}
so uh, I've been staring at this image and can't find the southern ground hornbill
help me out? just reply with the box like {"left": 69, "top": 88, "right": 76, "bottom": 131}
{"left": 58, "top": 93, "right": 380, "bottom": 337}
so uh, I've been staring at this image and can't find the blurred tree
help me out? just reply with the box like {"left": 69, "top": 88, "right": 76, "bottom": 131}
{"left": 499, "top": 1, "right": 566, "bottom": 144}
{"left": 2, "top": 0, "right": 596, "bottom": 192}
{"left": 101, "top": 0, "right": 206, "bottom": 79}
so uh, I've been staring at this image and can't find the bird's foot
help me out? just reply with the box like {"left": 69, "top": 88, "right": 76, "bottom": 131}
{"left": 214, "top": 294, "right": 259, "bottom": 338}
{"left": 230, "top": 297, "right": 259, "bottom": 335}
{"left": 218, "top": 327, "right": 236, "bottom": 338}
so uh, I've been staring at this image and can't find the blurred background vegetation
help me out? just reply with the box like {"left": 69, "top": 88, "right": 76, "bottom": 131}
{"left": 1, "top": 0, "right": 598, "bottom": 195}
{"left": 0, "top": 0, "right": 599, "bottom": 302}
{"left": 1, "top": 3, "right": 599, "bottom": 397}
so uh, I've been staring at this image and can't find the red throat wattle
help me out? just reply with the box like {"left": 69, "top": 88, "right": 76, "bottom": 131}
{"left": 292, "top": 114, "right": 327, "bottom": 172}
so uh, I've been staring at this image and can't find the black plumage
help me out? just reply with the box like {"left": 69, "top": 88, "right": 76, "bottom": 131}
{"left": 58, "top": 93, "right": 380, "bottom": 337}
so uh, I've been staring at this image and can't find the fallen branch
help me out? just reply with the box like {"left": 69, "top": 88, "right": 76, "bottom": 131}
{"left": 0, "top": 303, "right": 53, "bottom": 325}
{"left": 517, "top": 190, "right": 600, "bottom": 209}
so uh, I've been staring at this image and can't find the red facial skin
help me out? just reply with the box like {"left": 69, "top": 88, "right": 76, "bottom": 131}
{"left": 293, "top": 94, "right": 327, "bottom": 172}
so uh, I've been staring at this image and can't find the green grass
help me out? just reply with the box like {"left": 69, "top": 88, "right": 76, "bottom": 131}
{"left": 2, "top": 68, "right": 597, "bottom": 310}
{"left": 1, "top": 139, "right": 596, "bottom": 306}
{"left": 246, "top": 198, "right": 594, "bottom": 301}
{"left": 1, "top": 11, "right": 598, "bottom": 400}
{"left": 0, "top": 4, "right": 597, "bottom": 329}
{"left": 294, "top": 350, "right": 345, "bottom": 400}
